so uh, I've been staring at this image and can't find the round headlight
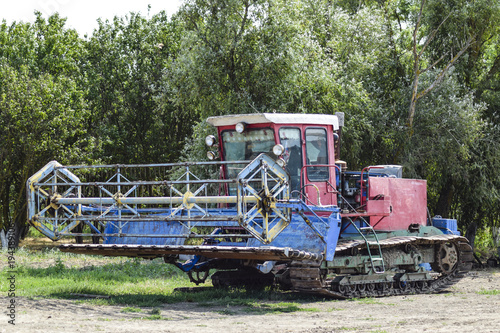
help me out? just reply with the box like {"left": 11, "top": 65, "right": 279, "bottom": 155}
{"left": 207, "top": 151, "right": 217, "bottom": 160}
{"left": 235, "top": 122, "right": 246, "bottom": 133}
{"left": 272, "top": 144, "right": 285, "bottom": 156}
{"left": 205, "top": 135, "right": 216, "bottom": 147}
{"left": 276, "top": 158, "right": 286, "bottom": 168}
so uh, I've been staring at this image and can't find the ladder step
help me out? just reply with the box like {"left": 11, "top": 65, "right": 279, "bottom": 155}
{"left": 359, "top": 227, "right": 373, "bottom": 231}
{"left": 371, "top": 258, "right": 384, "bottom": 261}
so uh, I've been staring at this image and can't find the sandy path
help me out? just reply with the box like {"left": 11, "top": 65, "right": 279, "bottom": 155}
{"left": 2, "top": 269, "right": 499, "bottom": 333}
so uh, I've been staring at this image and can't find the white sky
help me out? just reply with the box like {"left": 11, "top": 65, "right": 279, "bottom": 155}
{"left": 0, "top": 0, "right": 183, "bottom": 37}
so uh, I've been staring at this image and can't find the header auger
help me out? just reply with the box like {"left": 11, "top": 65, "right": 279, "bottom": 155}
{"left": 27, "top": 112, "right": 473, "bottom": 298}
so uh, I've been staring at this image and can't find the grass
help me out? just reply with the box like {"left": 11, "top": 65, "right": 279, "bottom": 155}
{"left": 350, "top": 297, "right": 384, "bottom": 305}
{"left": 0, "top": 246, "right": 320, "bottom": 312}
{"left": 1, "top": 253, "right": 189, "bottom": 306}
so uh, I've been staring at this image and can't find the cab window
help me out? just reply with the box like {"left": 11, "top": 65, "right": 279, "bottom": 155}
{"left": 279, "top": 127, "right": 302, "bottom": 193}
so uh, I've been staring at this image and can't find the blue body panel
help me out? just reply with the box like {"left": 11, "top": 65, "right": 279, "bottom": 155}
{"left": 104, "top": 220, "right": 188, "bottom": 245}
{"left": 101, "top": 208, "right": 241, "bottom": 245}
{"left": 98, "top": 205, "right": 342, "bottom": 260}
{"left": 247, "top": 214, "right": 327, "bottom": 252}
{"left": 432, "top": 217, "right": 460, "bottom": 235}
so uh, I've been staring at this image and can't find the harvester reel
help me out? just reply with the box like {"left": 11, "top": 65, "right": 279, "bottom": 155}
{"left": 27, "top": 161, "right": 82, "bottom": 240}
{"left": 236, "top": 154, "right": 291, "bottom": 244}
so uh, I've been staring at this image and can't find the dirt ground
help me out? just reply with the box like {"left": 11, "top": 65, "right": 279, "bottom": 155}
{"left": 2, "top": 268, "right": 499, "bottom": 333}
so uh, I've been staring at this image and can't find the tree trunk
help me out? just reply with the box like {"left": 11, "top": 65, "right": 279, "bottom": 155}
{"left": 0, "top": 230, "right": 7, "bottom": 249}
{"left": 465, "top": 222, "right": 477, "bottom": 250}
{"left": 434, "top": 178, "right": 454, "bottom": 218}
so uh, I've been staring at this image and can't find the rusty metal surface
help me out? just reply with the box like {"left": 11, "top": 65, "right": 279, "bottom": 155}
{"left": 336, "top": 234, "right": 468, "bottom": 253}
{"left": 58, "top": 243, "right": 324, "bottom": 261}
{"left": 60, "top": 234, "right": 466, "bottom": 263}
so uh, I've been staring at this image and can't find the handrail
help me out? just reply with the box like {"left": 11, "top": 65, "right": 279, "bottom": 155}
{"left": 300, "top": 164, "right": 342, "bottom": 205}
{"left": 359, "top": 166, "right": 384, "bottom": 207}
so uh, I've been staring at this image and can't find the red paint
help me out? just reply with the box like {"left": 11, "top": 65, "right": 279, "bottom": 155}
{"left": 367, "top": 177, "right": 427, "bottom": 231}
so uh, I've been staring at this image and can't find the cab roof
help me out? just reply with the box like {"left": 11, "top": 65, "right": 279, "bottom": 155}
{"left": 206, "top": 113, "right": 340, "bottom": 130}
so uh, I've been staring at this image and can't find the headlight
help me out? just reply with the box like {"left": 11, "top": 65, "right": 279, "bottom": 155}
{"left": 205, "top": 135, "right": 216, "bottom": 147}
{"left": 207, "top": 151, "right": 217, "bottom": 160}
{"left": 235, "top": 122, "right": 246, "bottom": 133}
{"left": 276, "top": 158, "right": 286, "bottom": 168}
{"left": 272, "top": 144, "right": 285, "bottom": 156}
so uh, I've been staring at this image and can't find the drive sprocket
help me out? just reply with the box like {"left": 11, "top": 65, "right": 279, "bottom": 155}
{"left": 433, "top": 242, "right": 459, "bottom": 274}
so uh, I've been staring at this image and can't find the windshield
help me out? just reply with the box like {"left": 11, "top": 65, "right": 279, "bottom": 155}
{"left": 222, "top": 128, "right": 275, "bottom": 179}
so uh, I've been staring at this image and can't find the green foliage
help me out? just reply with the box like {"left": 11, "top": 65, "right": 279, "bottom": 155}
{"left": 0, "top": 0, "right": 499, "bottom": 245}
{"left": 85, "top": 11, "right": 194, "bottom": 163}
{"left": 0, "top": 62, "right": 91, "bottom": 231}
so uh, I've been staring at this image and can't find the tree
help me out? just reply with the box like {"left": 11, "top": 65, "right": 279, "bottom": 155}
{"left": 408, "top": 0, "right": 473, "bottom": 129}
{"left": 84, "top": 10, "right": 193, "bottom": 164}
{"left": 0, "top": 63, "right": 90, "bottom": 246}
{"left": 0, "top": 14, "right": 90, "bottom": 246}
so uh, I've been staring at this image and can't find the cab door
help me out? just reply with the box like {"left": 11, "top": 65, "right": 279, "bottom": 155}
{"left": 278, "top": 127, "right": 303, "bottom": 195}
{"left": 303, "top": 127, "right": 336, "bottom": 206}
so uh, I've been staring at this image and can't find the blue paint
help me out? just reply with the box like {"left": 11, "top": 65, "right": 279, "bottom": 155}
{"left": 419, "top": 263, "right": 432, "bottom": 271}
{"left": 95, "top": 201, "right": 341, "bottom": 261}
{"left": 176, "top": 255, "right": 200, "bottom": 271}
{"left": 432, "top": 217, "right": 460, "bottom": 236}
{"left": 326, "top": 211, "right": 342, "bottom": 261}
{"left": 341, "top": 219, "right": 369, "bottom": 235}
{"left": 101, "top": 208, "right": 241, "bottom": 245}
{"left": 247, "top": 214, "right": 327, "bottom": 253}
{"left": 104, "top": 220, "right": 188, "bottom": 245}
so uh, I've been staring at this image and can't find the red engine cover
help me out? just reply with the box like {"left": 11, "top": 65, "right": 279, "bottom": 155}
{"left": 367, "top": 177, "right": 427, "bottom": 231}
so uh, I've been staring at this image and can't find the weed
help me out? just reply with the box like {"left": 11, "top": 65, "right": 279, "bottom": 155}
{"left": 247, "top": 302, "right": 319, "bottom": 314}
{"left": 142, "top": 314, "right": 163, "bottom": 320}
{"left": 476, "top": 289, "right": 500, "bottom": 295}
{"left": 217, "top": 309, "right": 237, "bottom": 315}
{"left": 150, "top": 308, "right": 161, "bottom": 315}
{"left": 121, "top": 307, "right": 142, "bottom": 313}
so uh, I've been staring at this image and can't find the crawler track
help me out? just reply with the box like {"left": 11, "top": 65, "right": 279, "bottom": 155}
{"left": 289, "top": 236, "right": 473, "bottom": 299}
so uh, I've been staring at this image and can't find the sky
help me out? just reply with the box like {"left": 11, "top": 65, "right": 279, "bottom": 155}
{"left": 0, "top": 0, "right": 183, "bottom": 37}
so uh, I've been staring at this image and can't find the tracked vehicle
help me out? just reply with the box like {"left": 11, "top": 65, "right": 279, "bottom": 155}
{"left": 27, "top": 112, "right": 473, "bottom": 298}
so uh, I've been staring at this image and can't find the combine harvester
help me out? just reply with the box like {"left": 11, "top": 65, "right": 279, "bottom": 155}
{"left": 27, "top": 113, "right": 473, "bottom": 298}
